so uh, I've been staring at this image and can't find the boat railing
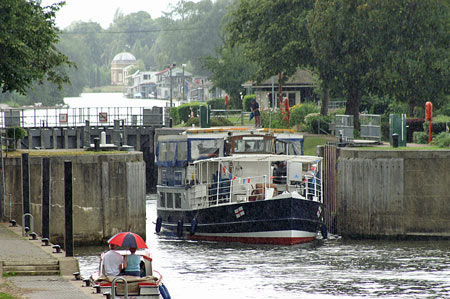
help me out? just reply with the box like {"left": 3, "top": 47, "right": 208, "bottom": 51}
{"left": 189, "top": 173, "right": 322, "bottom": 208}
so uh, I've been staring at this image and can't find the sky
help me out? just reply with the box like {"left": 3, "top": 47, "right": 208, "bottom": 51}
{"left": 40, "top": 0, "right": 185, "bottom": 29}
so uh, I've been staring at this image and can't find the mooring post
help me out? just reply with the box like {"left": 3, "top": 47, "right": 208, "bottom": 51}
{"left": 21, "top": 153, "right": 30, "bottom": 229}
{"left": 64, "top": 161, "right": 74, "bottom": 257}
{"left": 42, "top": 157, "right": 50, "bottom": 239}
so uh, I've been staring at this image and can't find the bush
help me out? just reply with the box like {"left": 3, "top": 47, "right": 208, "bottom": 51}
{"left": 207, "top": 98, "right": 226, "bottom": 110}
{"left": 432, "top": 132, "right": 450, "bottom": 147}
{"left": 185, "top": 117, "right": 234, "bottom": 127}
{"left": 6, "top": 127, "right": 26, "bottom": 149}
{"left": 243, "top": 94, "right": 256, "bottom": 112}
{"left": 289, "top": 103, "right": 320, "bottom": 127}
{"left": 260, "top": 109, "right": 289, "bottom": 129}
{"left": 413, "top": 131, "right": 429, "bottom": 144}
{"left": 406, "top": 118, "right": 425, "bottom": 143}
{"left": 171, "top": 102, "right": 206, "bottom": 125}
{"left": 423, "top": 115, "right": 450, "bottom": 135}
{"left": 305, "top": 114, "right": 332, "bottom": 134}
{"left": 210, "top": 117, "right": 233, "bottom": 127}
{"left": 7, "top": 127, "right": 26, "bottom": 140}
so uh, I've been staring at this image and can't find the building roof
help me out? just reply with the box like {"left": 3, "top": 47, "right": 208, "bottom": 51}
{"left": 243, "top": 69, "right": 316, "bottom": 88}
{"left": 112, "top": 52, "right": 136, "bottom": 64}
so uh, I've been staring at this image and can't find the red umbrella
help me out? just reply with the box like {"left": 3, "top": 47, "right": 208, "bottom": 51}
{"left": 107, "top": 232, "right": 147, "bottom": 249}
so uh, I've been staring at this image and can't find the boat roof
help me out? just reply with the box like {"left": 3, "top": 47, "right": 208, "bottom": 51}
{"left": 193, "top": 154, "right": 321, "bottom": 164}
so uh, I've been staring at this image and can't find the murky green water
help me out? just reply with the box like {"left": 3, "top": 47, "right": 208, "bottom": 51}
{"left": 75, "top": 199, "right": 450, "bottom": 298}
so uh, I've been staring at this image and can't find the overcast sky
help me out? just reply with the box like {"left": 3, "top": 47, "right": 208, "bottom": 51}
{"left": 40, "top": 0, "right": 189, "bottom": 29}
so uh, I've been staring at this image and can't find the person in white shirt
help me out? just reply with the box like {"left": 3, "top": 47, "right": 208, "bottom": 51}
{"left": 102, "top": 244, "right": 123, "bottom": 276}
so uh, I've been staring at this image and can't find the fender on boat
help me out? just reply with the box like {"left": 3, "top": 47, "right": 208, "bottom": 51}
{"left": 320, "top": 224, "right": 328, "bottom": 239}
{"left": 159, "top": 283, "right": 171, "bottom": 299}
{"left": 176, "top": 220, "right": 183, "bottom": 237}
{"left": 155, "top": 217, "right": 162, "bottom": 233}
{"left": 190, "top": 218, "right": 198, "bottom": 236}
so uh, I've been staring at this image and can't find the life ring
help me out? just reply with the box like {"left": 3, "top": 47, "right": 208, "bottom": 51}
{"left": 176, "top": 220, "right": 184, "bottom": 237}
{"left": 190, "top": 218, "right": 198, "bottom": 236}
{"left": 155, "top": 217, "right": 162, "bottom": 233}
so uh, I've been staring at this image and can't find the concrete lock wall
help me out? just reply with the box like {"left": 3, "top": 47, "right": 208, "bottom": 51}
{"left": 2, "top": 152, "right": 146, "bottom": 246}
{"left": 337, "top": 149, "right": 450, "bottom": 238}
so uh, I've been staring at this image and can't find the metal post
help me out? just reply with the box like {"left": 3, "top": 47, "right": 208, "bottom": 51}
{"left": 64, "top": 161, "right": 73, "bottom": 257}
{"left": 22, "top": 153, "right": 30, "bottom": 228}
{"left": 170, "top": 67, "right": 173, "bottom": 109}
{"left": 0, "top": 136, "right": 4, "bottom": 218}
{"left": 42, "top": 158, "right": 50, "bottom": 239}
{"left": 182, "top": 64, "right": 186, "bottom": 102}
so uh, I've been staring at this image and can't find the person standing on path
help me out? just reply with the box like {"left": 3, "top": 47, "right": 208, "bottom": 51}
{"left": 250, "top": 98, "right": 261, "bottom": 127}
{"left": 102, "top": 244, "right": 123, "bottom": 276}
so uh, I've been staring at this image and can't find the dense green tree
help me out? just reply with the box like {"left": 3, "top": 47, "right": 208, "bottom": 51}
{"left": 0, "top": 0, "right": 73, "bottom": 94}
{"left": 308, "top": 1, "right": 371, "bottom": 127}
{"left": 309, "top": 0, "right": 450, "bottom": 124}
{"left": 364, "top": 0, "right": 450, "bottom": 115}
{"left": 203, "top": 46, "right": 256, "bottom": 108}
{"left": 226, "top": 0, "right": 314, "bottom": 93}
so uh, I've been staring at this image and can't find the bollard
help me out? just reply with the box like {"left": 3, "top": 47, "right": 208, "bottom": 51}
{"left": 53, "top": 245, "right": 62, "bottom": 253}
{"left": 24, "top": 227, "right": 30, "bottom": 236}
{"left": 42, "top": 238, "right": 50, "bottom": 246}
{"left": 83, "top": 278, "right": 91, "bottom": 287}
{"left": 392, "top": 133, "right": 399, "bottom": 148}
{"left": 29, "top": 232, "right": 37, "bottom": 240}
{"left": 73, "top": 272, "right": 81, "bottom": 280}
{"left": 94, "top": 137, "right": 100, "bottom": 151}
{"left": 9, "top": 219, "right": 16, "bottom": 227}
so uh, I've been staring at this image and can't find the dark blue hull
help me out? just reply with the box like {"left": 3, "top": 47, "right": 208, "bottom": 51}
{"left": 156, "top": 196, "right": 324, "bottom": 245}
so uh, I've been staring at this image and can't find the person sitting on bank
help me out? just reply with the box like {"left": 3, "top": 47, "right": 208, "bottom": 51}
{"left": 122, "top": 247, "right": 141, "bottom": 276}
{"left": 102, "top": 244, "right": 123, "bottom": 276}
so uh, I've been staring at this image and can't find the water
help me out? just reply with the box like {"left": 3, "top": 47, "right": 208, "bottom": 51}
{"left": 70, "top": 93, "right": 450, "bottom": 298}
{"left": 75, "top": 198, "right": 450, "bottom": 299}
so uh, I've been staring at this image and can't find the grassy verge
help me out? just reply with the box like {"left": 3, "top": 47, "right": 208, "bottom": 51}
{"left": 303, "top": 136, "right": 331, "bottom": 156}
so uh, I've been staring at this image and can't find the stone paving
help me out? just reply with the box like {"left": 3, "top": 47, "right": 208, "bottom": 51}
{"left": 0, "top": 222, "right": 102, "bottom": 299}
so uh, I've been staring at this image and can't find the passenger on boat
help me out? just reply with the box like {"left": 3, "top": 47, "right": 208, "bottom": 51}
{"left": 102, "top": 244, "right": 123, "bottom": 276}
{"left": 123, "top": 247, "right": 141, "bottom": 276}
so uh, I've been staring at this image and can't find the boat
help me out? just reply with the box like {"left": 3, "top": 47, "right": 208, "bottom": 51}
{"left": 90, "top": 249, "right": 169, "bottom": 298}
{"left": 154, "top": 128, "right": 326, "bottom": 245}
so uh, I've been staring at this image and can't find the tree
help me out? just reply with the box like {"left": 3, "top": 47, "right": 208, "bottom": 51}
{"left": 203, "top": 46, "right": 256, "bottom": 108}
{"left": 226, "top": 0, "right": 315, "bottom": 104}
{"left": 308, "top": 1, "right": 372, "bottom": 127}
{"left": 364, "top": 0, "right": 450, "bottom": 115}
{"left": 0, "top": 0, "right": 74, "bottom": 94}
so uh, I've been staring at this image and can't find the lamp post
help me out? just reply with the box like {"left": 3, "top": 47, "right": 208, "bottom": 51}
{"left": 182, "top": 64, "right": 186, "bottom": 102}
{"left": 169, "top": 64, "right": 176, "bottom": 108}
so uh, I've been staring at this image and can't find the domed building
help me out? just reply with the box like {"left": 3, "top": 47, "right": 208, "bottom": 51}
{"left": 111, "top": 52, "right": 137, "bottom": 85}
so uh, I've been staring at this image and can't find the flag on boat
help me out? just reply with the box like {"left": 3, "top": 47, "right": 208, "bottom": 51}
{"left": 234, "top": 206, "right": 245, "bottom": 218}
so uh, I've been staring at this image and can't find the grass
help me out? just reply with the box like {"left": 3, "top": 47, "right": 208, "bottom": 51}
{"left": 303, "top": 136, "right": 332, "bottom": 156}
{"left": 0, "top": 293, "right": 16, "bottom": 299}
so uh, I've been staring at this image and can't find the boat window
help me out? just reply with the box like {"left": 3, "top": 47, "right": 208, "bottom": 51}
{"left": 159, "top": 192, "right": 166, "bottom": 207}
{"left": 190, "top": 139, "right": 223, "bottom": 161}
{"left": 166, "top": 193, "right": 174, "bottom": 208}
{"left": 158, "top": 142, "right": 167, "bottom": 161}
{"left": 234, "top": 139, "right": 272, "bottom": 153}
{"left": 177, "top": 141, "right": 188, "bottom": 162}
{"left": 174, "top": 170, "right": 182, "bottom": 186}
{"left": 174, "top": 193, "right": 181, "bottom": 209}
{"left": 275, "top": 142, "right": 286, "bottom": 154}
{"left": 167, "top": 142, "right": 176, "bottom": 162}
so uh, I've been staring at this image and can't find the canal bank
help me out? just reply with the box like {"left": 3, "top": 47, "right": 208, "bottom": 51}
{"left": 0, "top": 222, "right": 101, "bottom": 299}
{"left": 1, "top": 150, "right": 146, "bottom": 246}
{"left": 321, "top": 145, "right": 450, "bottom": 239}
